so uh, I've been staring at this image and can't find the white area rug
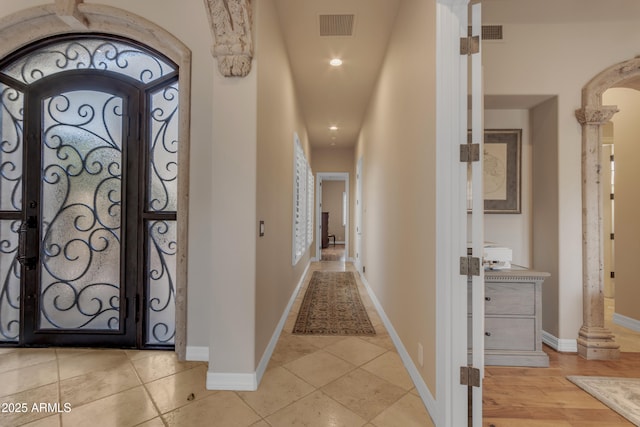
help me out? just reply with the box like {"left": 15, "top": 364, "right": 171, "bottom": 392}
{"left": 567, "top": 376, "right": 640, "bottom": 426}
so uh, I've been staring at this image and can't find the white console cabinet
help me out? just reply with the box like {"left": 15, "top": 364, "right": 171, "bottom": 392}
{"left": 468, "top": 269, "right": 550, "bottom": 367}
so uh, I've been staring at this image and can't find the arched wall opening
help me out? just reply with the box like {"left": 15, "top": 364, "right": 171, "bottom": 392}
{"left": 575, "top": 56, "right": 640, "bottom": 360}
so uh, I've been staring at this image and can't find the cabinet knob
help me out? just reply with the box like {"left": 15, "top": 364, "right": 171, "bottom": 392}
{"left": 485, "top": 296, "right": 491, "bottom": 302}
{"left": 485, "top": 332, "right": 491, "bottom": 337}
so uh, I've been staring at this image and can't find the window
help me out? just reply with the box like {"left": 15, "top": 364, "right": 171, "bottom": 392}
{"left": 307, "top": 167, "right": 314, "bottom": 247}
{"left": 292, "top": 133, "right": 313, "bottom": 265}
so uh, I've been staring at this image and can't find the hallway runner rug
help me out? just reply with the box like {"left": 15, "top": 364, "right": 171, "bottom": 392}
{"left": 567, "top": 376, "right": 640, "bottom": 426}
{"left": 292, "top": 271, "right": 376, "bottom": 336}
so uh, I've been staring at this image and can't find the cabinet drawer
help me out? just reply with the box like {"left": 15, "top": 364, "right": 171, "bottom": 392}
{"left": 467, "top": 317, "right": 535, "bottom": 351}
{"left": 486, "top": 282, "right": 536, "bottom": 315}
{"left": 468, "top": 281, "right": 536, "bottom": 316}
{"left": 485, "top": 317, "right": 535, "bottom": 351}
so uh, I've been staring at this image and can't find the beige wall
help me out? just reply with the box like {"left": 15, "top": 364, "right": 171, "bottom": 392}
{"left": 255, "top": 0, "right": 311, "bottom": 366}
{"left": 482, "top": 109, "right": 532, "bottom": 267}
{"left": 356, "top": 0, "right": 437, "bottom": 394}
{"left": 311, "top": 147, "right": 355, "bottom": 258}
{"left": 209, "top": 43, "right": 257, "bottom": 370}
{"left": 483, "top": 0, "right": 640, "bottom": 341}
{"left": 602, "top": 88, "right": 640, "bottom": 322}
{"left": 322, "top": 181, "right": 346, "bottom": 242}
{"left": 531, "top": 97, "right": 560, "bottom": 336}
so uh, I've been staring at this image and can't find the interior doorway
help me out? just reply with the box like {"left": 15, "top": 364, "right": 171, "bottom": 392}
{"left": 599, "top": 89, "right": 640, "bottom": 353}
{"left": 577, "top": 56, "right": 640, "bottom": 358}
{"left": 316, "top": 173, "right": 349, "bottom": 262}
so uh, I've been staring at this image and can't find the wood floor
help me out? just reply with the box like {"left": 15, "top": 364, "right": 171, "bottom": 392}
{"left": 483, "top": 345, "right": 640, "bottom": 426}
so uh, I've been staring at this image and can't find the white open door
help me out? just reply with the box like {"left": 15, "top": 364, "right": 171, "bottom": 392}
{"left": 435, "top": 1, "right": 482, "bottom": 426}
{"left": 468, "top": 3, "right": 485, "bottom": 426}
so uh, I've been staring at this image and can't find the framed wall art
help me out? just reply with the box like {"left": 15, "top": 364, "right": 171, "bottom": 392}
{"left": 467, "top": 129, "right": 522, "bottom": 214}
{"left": 482, "top": 129, "right": 521, "bottom": 214}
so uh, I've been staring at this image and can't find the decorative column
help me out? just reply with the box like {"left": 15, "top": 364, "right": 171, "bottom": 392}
{"left": 204, "top": 0, "right": 253, "bottom": 77}
{"left": 575, "top": 105, "right": 620, "bottom": 360}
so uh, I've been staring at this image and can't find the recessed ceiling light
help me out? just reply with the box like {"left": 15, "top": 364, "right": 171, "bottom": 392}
{"left": 329, "top": 126, "right": 338, "bottom": 131}
{"left": 329, "top": 58, "right": 343, "bottom": 67}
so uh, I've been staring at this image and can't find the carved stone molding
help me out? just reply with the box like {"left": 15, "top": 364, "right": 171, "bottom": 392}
{"left": 575, "top": 106, "right": 619, "bottom": 125}
{"left": 204, "top": 0, "right": 253, "bottom": 77}
{"left": 55, "top": 0, "right": 88, "bottom": 30}
{"left": 577, "top": 325, "right": 620, "bottom": 360}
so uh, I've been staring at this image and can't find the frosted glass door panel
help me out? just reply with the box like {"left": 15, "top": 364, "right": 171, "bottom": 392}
{"left": 0, "top": 220, "right": 20, "bottom": 342}
{"left": 39, "top": 90, "right": 123, "bottom": 331}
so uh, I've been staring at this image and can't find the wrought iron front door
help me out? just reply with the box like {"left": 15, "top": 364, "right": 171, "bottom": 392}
{"left": 20, "top": 74, "right": 140, "bottom": 347}
{"left": 0, "top": 34, "right": 179, "bottom": 348}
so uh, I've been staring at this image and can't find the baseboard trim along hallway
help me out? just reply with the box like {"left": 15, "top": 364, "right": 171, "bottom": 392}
{"left": 356, "top": 270, "right": 438, "bottom": 419}
{"left": 205, "top": 261, "right": 311, "bottom": 391}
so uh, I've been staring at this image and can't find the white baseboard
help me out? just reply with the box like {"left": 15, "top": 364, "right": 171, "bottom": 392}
{"left": 357, "top": 271, "right": 437, "bottom": 421}
{"left": 206, "top": 372, "right": 257, "bottom": 391}
{"left": 185, "top": 346, "right": 209, "bottom": 362}
{"left": 542, "top": 330, "right": 578, "bottom": 352}
{"left": 206, "top": 260, "right": 311, "bottom": 391}
{"left": 613, "top": 312, "right": 640, "bottom": 332}
{"left": 255, "top": 260, "right": 311, "bottom": 385}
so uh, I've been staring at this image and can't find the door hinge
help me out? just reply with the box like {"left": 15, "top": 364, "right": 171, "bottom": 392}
{"left": 610, "top": 233, "right": 614, "bottom": 240}
{"left": 460, "top": 35, "right": 480, "bottom": 55}
{"left": 460, "top": 366, "right": 481, "bottom": 387}
{"left": 460, "top": 143, "right": 480, "bottom": 163}
{"left": 610, "top": 193, "right": 614, "bottom": 200}
{"left": 611, "top": 271, "right": 615, "bottom": 279}
{"left": 460, "top": 256, "right": 481, "bottom": 277}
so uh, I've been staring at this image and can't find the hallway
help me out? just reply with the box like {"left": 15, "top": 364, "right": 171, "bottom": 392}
{"left": 0, "top": 261, "right": 432, "bottom": 427}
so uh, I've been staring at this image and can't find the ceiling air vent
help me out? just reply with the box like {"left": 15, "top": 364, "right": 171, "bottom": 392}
{"left": 319, "top": 14, "right": 355, "bottom": 37}
{"left": 467, "top": 25, "right": 503, "bottom": 40}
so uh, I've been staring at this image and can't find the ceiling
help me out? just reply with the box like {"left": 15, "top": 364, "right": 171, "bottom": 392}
{"left": 272, "top": 1, "right": 640, "bottom": 148}
{"left": 274, "top": 0, "right": 401, "bottom": 149}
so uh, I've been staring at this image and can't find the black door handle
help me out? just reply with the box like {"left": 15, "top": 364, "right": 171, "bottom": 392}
{"left": 17, "top": 216, "right": 37, "bottom": 270}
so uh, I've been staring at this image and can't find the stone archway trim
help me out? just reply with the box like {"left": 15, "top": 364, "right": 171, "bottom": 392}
{"left": 0, "top": 1, "right": 192, "bottom": 360}
{"left": 203, "top": 0, "right": 253, "bottom": 77}
{"left": 574, "top": 56, "right": 640, "bottom": 359}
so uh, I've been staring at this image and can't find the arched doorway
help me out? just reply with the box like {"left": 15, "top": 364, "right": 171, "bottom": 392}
{"left": 575, "top": 57, "right": 640, "bottom": 359}
{"left": 0, "top": 34, "right": 178, "bottom": 348}
{"left": 0, "top": 3, "right": 191, "bottom": 357}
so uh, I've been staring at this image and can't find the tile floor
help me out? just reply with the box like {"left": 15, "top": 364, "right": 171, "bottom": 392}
{"left": 0, "top": 261, "right": 433, "bottom": 427}
{"left": 319, "top": 244, "right": 346, "bottom": 261}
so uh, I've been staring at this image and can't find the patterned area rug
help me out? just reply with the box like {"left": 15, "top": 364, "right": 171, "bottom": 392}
{"left": 567, "top": 376, "right": 640, "bottom": 426}
{"left": 292, "top": 271, "right": 376, "bottom": 336}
